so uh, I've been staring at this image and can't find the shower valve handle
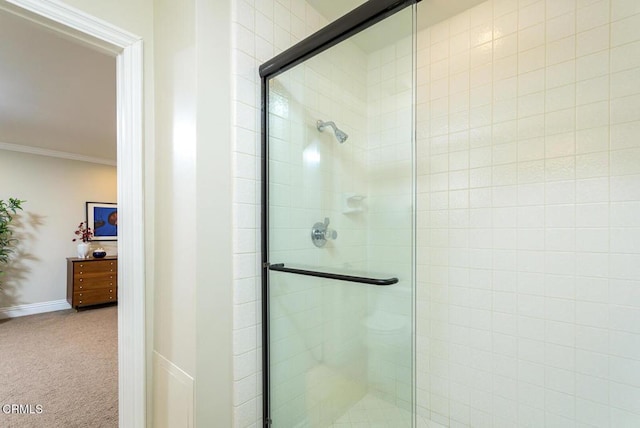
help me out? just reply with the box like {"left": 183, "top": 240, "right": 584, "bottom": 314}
{"left": 323, "top": 217, "right": 337, "bottom": 240}
{"left": 311, "top": 217, "right": 337, "bottom": 247}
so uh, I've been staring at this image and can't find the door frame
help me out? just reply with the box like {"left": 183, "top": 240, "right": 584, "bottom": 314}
{"left": 1, "top": 0, "right": 146, "bottom": 425}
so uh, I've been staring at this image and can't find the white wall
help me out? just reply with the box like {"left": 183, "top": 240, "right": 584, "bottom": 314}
{"left": 0, "top": 150, "right": 116, "bottom": 311}
{"left": 416, "top": 0, "right": 640, "bottom": 426}
{"left": 152, "top": 0, "right": 234, "bottom": 426}
{"left": 152, "top": 0, "right": 198, "bottom": 384}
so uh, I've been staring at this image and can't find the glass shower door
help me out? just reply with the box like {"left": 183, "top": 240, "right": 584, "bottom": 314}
{"left": 264, "top": 5, "right": 415, "bottom": 427}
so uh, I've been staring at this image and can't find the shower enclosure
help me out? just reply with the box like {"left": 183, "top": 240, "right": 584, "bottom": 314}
{"left": 260, "top": 1, "right": 418, "bottom": 426}
{"left": 258, "top": 0, "right": 640, "bottom": 426}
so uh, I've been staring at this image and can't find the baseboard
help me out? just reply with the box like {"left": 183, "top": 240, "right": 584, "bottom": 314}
{"left": 0, "top": 299, "right": 72, "bottom": 319}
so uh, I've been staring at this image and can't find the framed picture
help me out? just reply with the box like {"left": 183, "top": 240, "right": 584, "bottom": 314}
{"left": 86, "top": 202, "right": 117, "bottom": 241}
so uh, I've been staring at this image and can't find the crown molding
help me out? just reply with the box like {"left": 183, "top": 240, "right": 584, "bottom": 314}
{"left": 0, "top": 141, "right": 117, "bottom": 166}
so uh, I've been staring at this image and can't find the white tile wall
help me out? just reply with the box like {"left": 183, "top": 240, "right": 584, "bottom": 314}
{"left": 231, "top": 0, "right": 328, "bottom": 426}
{"left": 417, "top": 0, "right": 640, "bottom": 426}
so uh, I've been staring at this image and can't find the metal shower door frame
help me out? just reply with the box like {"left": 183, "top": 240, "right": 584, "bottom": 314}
{"left": 260, "top": 1, "right": 419, "bottom": 425}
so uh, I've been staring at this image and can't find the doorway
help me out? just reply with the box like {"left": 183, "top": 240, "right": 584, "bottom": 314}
{"left": 0, "top": 0, "right": 145, "bottom": 425}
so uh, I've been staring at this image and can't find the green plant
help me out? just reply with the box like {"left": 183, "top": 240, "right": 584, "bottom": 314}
{"left": 0, "top": 198, "right": 25, "bottom": 286}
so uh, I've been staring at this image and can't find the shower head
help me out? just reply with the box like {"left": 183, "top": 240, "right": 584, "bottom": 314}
{"left": 317, "top": 120, "right": 348, "bottom": 143}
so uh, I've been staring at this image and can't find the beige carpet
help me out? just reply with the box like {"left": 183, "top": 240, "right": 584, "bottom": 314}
{"left": 0, "top": 305, "right": 118, "bottom": 427}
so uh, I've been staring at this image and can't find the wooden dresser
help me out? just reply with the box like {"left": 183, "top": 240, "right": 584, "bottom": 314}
{"left": 66, "top": 256, "right": 117, "bottom": 308}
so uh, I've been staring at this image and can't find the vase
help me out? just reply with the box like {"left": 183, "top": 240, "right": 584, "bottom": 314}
{"left": 77, "top": 242, "right": 89, "bottom": 259}
{"left": 92, "top": 248, "right": 107, "bottom": 258}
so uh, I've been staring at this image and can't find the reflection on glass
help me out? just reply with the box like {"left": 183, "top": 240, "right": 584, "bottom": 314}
{"left": 267, "top": 6, "right": 415, "bottom": 427}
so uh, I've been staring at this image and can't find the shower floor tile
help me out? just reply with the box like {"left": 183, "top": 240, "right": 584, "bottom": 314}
{"left": 328, "top": 394, "right": 447, "bottom": 428}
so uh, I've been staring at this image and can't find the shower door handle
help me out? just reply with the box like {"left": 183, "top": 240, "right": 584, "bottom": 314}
{"left": 268, "top": 263, "right": 398, "bottom": 286}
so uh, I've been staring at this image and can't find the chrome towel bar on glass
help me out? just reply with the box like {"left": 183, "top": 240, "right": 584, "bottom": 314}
{"left": 268, "top": 263, "right": 398, "bottom": 286}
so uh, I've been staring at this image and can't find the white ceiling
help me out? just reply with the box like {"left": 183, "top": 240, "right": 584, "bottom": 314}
{"left": 0, "top": 8, "right": 116, "bottom": 163}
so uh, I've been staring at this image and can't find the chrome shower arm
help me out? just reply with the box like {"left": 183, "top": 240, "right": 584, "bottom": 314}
{"left": 317, "top": 120, "right": 338, "bottom": 132}
{"left": 317, "top": 120, "right": 349, "bottom": 143}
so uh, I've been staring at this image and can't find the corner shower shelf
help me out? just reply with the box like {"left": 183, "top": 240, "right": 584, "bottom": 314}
{"left": 342, "top": 193, "right": 366, "bottom": 214}
{"left": 268, "top": 263, "right": 398, "bottom": 286}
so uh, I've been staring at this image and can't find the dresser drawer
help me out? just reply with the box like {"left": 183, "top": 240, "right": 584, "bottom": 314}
{"left": 74, "top": 277, "right": 117, "bottom": 290}
{"left": 73, "top": 260, "right": 117, "bottom": 274}
{"left": 74, "top": 288, "right": 117, "bottom": 307}
{"left": 74, "top": 271, "right": 117, "bottom": 281}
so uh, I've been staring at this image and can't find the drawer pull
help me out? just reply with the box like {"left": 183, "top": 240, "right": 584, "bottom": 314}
{"left": 79, "top": 279, "right": 83, "bottom": 282}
